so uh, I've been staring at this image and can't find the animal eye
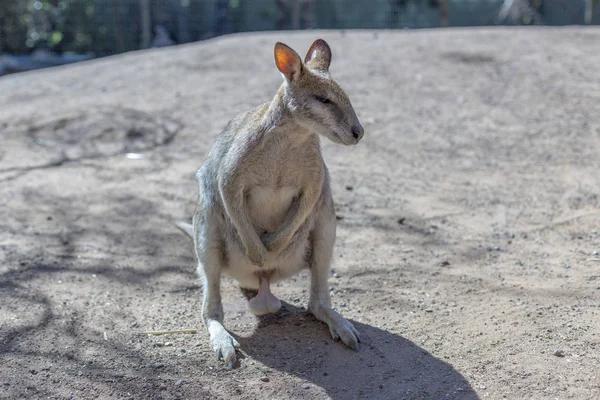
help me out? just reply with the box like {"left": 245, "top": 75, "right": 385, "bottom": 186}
{"left": 315, "top": 96, "right": 330, "bottom": 104}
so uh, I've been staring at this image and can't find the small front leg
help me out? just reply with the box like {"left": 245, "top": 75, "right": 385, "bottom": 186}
{"left": 263, "top": 186, "right": 319, "bottom": 253}
{"left": 219, "top": 174, "right": 267, "bottom": 266}
{"left": 307, "top": 207, "right": 360, "bottom": 350}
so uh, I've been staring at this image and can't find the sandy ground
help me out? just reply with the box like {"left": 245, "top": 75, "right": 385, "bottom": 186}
{"left": 1, "top": 27, "right": 599, "bottom": 400}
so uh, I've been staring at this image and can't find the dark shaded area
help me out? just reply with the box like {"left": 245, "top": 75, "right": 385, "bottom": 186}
{"left": 240, "top": 302, "right": 479, "bottom": 400}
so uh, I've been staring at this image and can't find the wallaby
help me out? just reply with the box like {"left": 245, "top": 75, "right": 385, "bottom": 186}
{"left": 176, "top": 39, "right": 364, "bottom": 369}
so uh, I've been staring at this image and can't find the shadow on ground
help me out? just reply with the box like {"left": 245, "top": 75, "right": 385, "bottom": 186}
{"left": 238, "top": 302, "right": 479, "bottom": 400}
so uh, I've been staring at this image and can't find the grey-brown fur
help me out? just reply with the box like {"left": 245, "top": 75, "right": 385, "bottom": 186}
{"left": 176, "top": 39, "right": 364, "bottom": 368}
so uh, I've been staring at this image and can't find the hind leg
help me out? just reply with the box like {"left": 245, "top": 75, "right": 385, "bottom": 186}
{"left": 196, "top": 224, "right": 240, "bottom": 369}
{"left": 307, "top": 200, "right": 360, "bottom": 350}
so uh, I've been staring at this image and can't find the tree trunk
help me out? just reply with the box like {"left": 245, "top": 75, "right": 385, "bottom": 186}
{"left": 584, "top": 0, "right": 593, "bottom": 24}
{"left": 440, "top": 0, "right": 448, "bottom": 27}
{"left": 140, "top": 0, "right": 151, "bottom": 49}
{"left": 291, "top": 0, "right": 300, "bottom": 30}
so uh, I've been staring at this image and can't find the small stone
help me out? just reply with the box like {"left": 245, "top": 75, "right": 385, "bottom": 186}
{"left": 301, "top": 383, "right": 310, "bottom": 389}
{"left": 130, "top": 321, "right": 138, "bottom": 328}
{"left": 260, "top": 377, "right": 269, "bottom": 382}
{"left": 397, "top": 217, "right": 406, "bottom": 225}
{"left": 151, "top": 362, "right": 165, "bottom": 369}
{"left": 175, "top": 379, "right": 183, "bottom": 386}
{"left": 440, "top": 260, "right": 450, "bottom": 267}
{"left": 333, "top": 272, "right": 340, "bottom": 278}
{"left": 165, "top": 342, "right": 173, "bottom": 347}
{"left": 593, "top": 250, "right": 599, "bottom": 256}
{"left": 553, "top": 349, "right": 565, "bottom": 357}
{"left": 336, "top": 215, "right": 344, "bottom": 220}
{"left": 339, "top": 302, "right": 347, "bottom": 308}
{"left": 159, "top": 384, "right": 167, "bottom": 390}
{"left": 345, "top": 185, "right": 353, "bottom": 191}
{"left": 425, "top": 309, "right": 433, "bottom": 313}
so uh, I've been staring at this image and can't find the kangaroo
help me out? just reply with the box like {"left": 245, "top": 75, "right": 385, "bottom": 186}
{"left": 176, "top": 39, "right": 364, "bottom": 369}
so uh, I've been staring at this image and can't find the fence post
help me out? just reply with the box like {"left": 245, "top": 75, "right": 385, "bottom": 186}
{"left": 140, "top": 0, "right": 151, "bottom": 48}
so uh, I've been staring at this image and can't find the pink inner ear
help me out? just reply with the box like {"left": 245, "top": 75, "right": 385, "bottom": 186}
{"left": 280, "top": 62, "right": 296, "bottom": 78}
{"left": 276, "top": 47, "right": 300, "bottom": 80}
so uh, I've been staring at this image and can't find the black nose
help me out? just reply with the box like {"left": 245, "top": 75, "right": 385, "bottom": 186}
{"left": 351, "top": 125, "right": 364, "bottom": 140}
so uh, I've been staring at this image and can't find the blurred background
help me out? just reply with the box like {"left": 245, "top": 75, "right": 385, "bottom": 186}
{"left": 1, "top": 0, "right": 599, "bottom": 76}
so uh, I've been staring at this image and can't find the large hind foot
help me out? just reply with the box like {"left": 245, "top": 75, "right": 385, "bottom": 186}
{"left": 208, "top": 320, "right": 240, "bottom": 369}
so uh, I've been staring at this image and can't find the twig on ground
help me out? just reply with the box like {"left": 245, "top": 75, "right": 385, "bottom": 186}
{"left": 139, "top": 329, "right": 198, "bottom": 335}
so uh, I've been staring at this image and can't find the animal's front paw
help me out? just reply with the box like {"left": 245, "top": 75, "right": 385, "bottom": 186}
{"left": 328, "top": 316, "right": 361, "bottom": 351}
{"left": 261, "top": 232, "right": 278, "bottom": 252}
{"left": 211, "top": 329, "right": 241, "bottom": 369}
{"left": 261, "top": 232, "right": 287, "bottom": 253}
{"left": 246, "top": 242, "right": 267, "bottom": 267}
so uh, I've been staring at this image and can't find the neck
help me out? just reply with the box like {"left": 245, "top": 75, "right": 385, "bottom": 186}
{"left": 261, "top": 84, "right": 315, "bottom": 142}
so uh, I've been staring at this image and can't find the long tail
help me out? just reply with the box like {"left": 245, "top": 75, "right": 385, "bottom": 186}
{"left": 174, "top": 220, "right": 194, "bottom": 239}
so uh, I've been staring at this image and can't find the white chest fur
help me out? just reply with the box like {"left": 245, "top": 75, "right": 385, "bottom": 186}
{"left": 247, "top": 185, "right": 298, "bottom": 233}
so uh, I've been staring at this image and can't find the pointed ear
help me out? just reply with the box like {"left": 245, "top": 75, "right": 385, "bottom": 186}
{"left": 274, "top": 42, "right": 302, "bottom": 82}
{"left": 304, "top": 39, "right": 331, "bottom": 72}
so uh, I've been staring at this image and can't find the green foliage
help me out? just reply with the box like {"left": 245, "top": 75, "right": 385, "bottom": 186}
{"left": 0, "top": 0, "right": 137, "bottom": 55}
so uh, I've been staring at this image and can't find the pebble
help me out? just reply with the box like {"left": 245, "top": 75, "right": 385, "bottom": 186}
{"left": 339, "top": 302, "right": 347, "bottom": 307}
{"left": 260, "top": 377, "right": 269, "bottom": 382}
{"left": 165, "top": 342, "right": 173, "bottom": 347}
{"left": 425, "top": 309, "right": 434, "bottom": 313}
{"left": 333, "top": 272, "right": 340, "bottom": 278}
{"left": 150, "top": 362, "right": 165, "bottom": 369}
{"left": 345, "top": 185, "right": 353, "bottom": 191}
{"left": 553, "top": 349, "right": 565, "bottom": 357}
{"left": 593, "top": 250, "right": 599, "bottom": 256}
{"left": 175, "top": 379, "right": 183, "bottom": 386}
{"left": 301, "top": 383, "right": 310, "bottom": 389}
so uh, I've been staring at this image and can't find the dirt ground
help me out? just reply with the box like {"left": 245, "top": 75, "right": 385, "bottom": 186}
{"left": 1, "top": 27, "right": 599, "bottom": 400}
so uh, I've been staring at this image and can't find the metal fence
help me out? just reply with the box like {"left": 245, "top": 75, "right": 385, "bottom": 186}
{"left": 0, "top": 1, "right": 598, "bottom": 64}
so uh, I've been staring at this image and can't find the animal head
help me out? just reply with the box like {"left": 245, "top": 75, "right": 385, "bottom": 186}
{"left": 274, "top": 39, "right": 364, "bottom": 146}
